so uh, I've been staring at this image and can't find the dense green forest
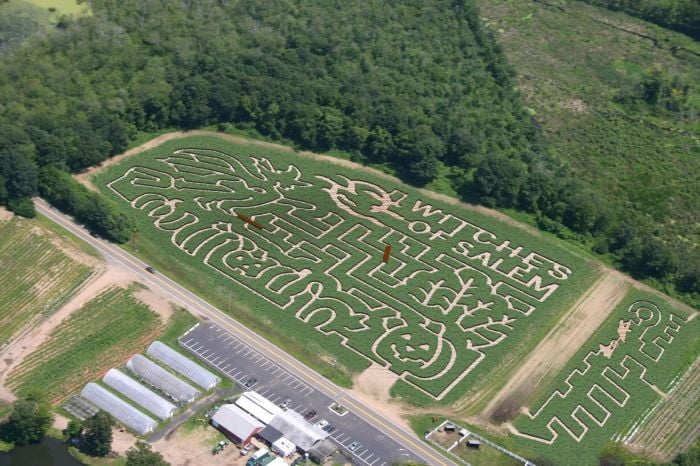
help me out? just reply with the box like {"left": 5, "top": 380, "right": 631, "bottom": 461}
{"left": 579, "top": 0, "right": 700, "bottom": 39}
{"left": 0, "top": 0, "right": 697, "bottom": 301}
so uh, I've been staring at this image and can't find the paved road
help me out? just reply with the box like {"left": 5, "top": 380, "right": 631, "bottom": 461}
{"left": 35, "top": 199, "right": 452, "bottom": 466}
{"left": 181, "top": 321, "right": 414, "bottom": 465}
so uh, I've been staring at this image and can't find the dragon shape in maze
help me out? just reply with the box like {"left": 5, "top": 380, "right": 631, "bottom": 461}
{"left": 107, "top": 148, "right": 573, "bottom": 399}
{"left": 513, "top": 300, "right": 687, "bottom": 444}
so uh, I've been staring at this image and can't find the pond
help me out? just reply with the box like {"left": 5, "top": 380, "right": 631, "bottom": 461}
{"left": 0, "top": 437, "right": 83, "bottom": 466}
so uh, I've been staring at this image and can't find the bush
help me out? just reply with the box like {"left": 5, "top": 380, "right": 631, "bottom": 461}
{"left": 0, "top": 392, "right": 53, "bottom": 446}
{"left": 6, "top": 197, "right": 35, "bottom": 218}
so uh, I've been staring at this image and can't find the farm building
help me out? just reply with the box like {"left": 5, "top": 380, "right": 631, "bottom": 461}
{"left": 257, "top": 425, "right": 284, "bottom": 445}
{"left": 103, "top": 369, "right": 176, "bottom": 420}
{"left": 127, "top": 354, "right": 200, "bottom": 403}
{"left": 147, "top": 341, "right": 220, "bottom": 389}
{"left": 81, "top": 383, "right": 158, "bottom": 435}
{"left": 268, "top": 409, "right": 329, "bottom": 452}
{"left": 236, "top": 391, "right": 283, "bottom": 424}
{"left": 211, "top": 404, "right": 264, "bottom": 446}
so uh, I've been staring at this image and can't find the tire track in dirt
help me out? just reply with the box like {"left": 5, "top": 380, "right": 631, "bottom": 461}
{"left": 476, "top": 268, "right": 629, "bottom": 423}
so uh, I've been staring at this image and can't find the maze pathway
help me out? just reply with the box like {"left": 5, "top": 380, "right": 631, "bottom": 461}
{"left": 106, "top": 146, "right": 582, "bottom": 400}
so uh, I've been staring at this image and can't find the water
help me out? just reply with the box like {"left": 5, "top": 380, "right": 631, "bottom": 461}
{"left": 0, "top": 438, "right": 83, "bottom": 466}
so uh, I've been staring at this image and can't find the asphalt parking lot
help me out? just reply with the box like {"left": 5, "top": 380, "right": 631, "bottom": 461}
{"left": 179, "top": 322, "right": 422, "bottom": 465}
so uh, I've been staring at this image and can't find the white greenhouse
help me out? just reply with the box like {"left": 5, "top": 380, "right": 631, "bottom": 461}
{"left": 127, "top": 354, "right": 200, "bottom": 404}
{"left": 147, "top": 341, "right": 220, "bottom": 389}
{"left": 81, "top": 383, "right": 158, "bottom": 435}
{"left": 103, "top": 369, "right": 176, "bottom": 420}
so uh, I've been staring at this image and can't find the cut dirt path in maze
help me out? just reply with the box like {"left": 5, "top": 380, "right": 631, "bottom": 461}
{"left": 475, "top": 268, "right": 630, "bottom": 422}
{"left": 76, "top": 130, "right": 546, "bottom": 240}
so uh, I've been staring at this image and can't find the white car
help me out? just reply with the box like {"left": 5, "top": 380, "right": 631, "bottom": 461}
{"left": 315, "top": 419, "right": 329, "bottom": 429}
{"left": 240, "top": 444, "right": 252, "bottom": 455}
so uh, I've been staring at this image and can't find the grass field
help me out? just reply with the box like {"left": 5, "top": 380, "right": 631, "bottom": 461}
{"left": 476, "top": 0, "right": 700, "bottom": 264}
{"left": 0, "top": 217, "right": 94, "bottom": 347}
{"left": 509, "top": 289, "right": 699, "bottom": 465}
{"left": 0, "top": 0, "right": 90, "bottom": 54}
{"left": 7, "top": 286, "right": 169, "bottom": 404}
{"left": 94, "top": 135, "right": 599, "bottom": 405}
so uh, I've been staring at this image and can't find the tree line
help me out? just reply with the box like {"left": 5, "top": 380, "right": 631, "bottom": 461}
{"left": 580, "top": 0, "right": 700, "bottom": 40}
{"left": 0, "top": 0, "right": 695, "bottom": 299}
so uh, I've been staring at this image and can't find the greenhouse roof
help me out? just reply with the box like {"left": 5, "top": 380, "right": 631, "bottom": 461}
{"left": 81, "top": 383, "right": 157, "bottom": 436}
{"left": 127, "top": 354, "right": 200, "bottom": 404}
{"left": 147, "top": 341, "right": 220, "bottom": 389}
{"left": 103, "top": 369, "right": 176, "bottom": 420}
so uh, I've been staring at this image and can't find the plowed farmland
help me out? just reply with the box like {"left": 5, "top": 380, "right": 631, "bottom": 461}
{"left": 7, "top": 286, "right": 164, "bottom": 404}
{"left": 94, "top": 134, "right": 600, "bottom": 405}
{"left": 0, "top": 217, "right": 94, "bottom": 347}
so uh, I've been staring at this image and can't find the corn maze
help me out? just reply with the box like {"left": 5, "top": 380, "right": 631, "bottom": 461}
{"left": 511, "top": 292, "right": 699, "bottom": 464}
{"left": 99, "top": 137, "right": 597, "bottom": 402}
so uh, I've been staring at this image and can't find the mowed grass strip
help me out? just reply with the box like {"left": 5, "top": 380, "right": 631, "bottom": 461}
{"left": 0, "top": 219, "right": 93, "bottom": 346}
{"left": 7, "top": 286, "right": 164, "bottom": 404}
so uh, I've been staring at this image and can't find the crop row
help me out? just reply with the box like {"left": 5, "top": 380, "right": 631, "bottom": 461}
{"left": 628, "top": 359, "right": 700, "bottom": 460}
{"left": 8, "top": 286, "right": 163, "bottom": 403}
{"left": 509, "top": 290, "right": 699, "bottom": 465}
{"left": 0, "top": 219, "right": 93, "bottom": 346}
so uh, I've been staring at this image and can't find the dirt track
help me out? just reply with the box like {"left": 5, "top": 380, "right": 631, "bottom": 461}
{"left": 477, "top": 269, "right": 630, "bottom": 422}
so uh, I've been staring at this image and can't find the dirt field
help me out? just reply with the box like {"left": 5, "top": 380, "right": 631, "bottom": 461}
{"left": 476, "top": 268, "right": 630, "bottom": 422}
{"left": 0, "top": 207, "right": 13, "bottom": 221}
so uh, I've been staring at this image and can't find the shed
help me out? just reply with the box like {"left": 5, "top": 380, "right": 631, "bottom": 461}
{"left": 257, "top": 425, "right": 284, "bottom": 445}
{"left": 272, "top": 437, "right": 296, "bottom": 457}
{"left": 211, "top": 404, "right": 264, "bottom": 446}
{"left": 148, "top": 341, "right": 220, "bottom": 389}
{"left": 268, "top": 410, "right": 328, "bottom": 452}
{"left": 467, "top": 439, "right": 481, "bottom": 449}
{"left": 307, "top": 438, "right": 337, "bottom": 463}
{"left": 236, "top": 391, "right": 282, "bottom": 424}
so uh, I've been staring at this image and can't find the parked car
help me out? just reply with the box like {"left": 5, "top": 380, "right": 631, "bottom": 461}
{"left": 315, "top": 419, "right": 328, "bottom": 429}
{"left": 279, "top": 398, "right": 291, "bottom": 409}
{"left": 349, "top": 441, "right": 360, "bottom": 452}
{"left": 304, "top": 410, "right": 317, "bottom": 420}
{"left": 240, "top": 444, "right": 252, "bottom": 455}
{"left": 244, "top": 378, "right": 257, "bottom": 388}
{"left": 322, "top": 424, "right": 334, "bottom": 433}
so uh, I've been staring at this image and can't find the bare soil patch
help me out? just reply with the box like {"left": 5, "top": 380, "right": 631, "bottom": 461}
{"left": 0, "top": 207, "right": 13, "bottom": 222}
{"left": 349, "top": 363, "right": 416, "bottom": 430}
{"left": 29, "top": 224, "right": 98, "bottom": 268}
{"left": 151, "top": 426, "right": 249, "bottom": 466}
{"left": 478, "top": 269, "right": 629, "bottom": 422}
